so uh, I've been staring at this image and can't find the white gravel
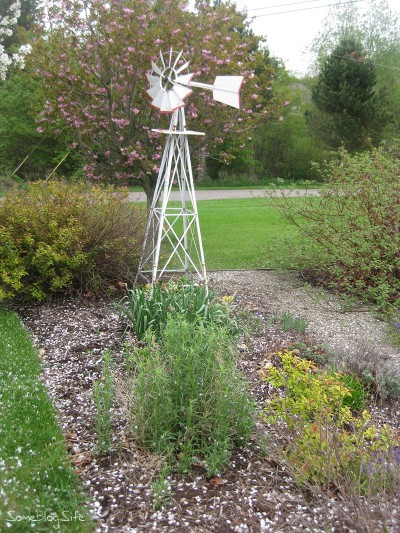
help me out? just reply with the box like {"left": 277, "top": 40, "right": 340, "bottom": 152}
{"left": 210, "top": 269, "right": 400, "bottom": 374}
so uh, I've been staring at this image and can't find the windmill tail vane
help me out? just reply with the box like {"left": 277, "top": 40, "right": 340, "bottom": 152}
{"left": 190, "top": 76, "right": 244, "bottom": 109}
{"left": 136, "top": 49, "right": 244, "bottom": 288}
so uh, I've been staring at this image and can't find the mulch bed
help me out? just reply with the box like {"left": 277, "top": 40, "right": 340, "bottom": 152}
{"left": 12, "top": 273, "right": 400, "bottom": 532}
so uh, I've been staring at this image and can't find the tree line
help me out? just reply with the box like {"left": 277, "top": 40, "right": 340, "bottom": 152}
{"left": 0, "top": 0, "right": 399, "bottom": 197}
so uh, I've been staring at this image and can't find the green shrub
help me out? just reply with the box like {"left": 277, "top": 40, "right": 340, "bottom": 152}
{"left": 119, "top": 279, "right": 237, "bottom": 340}
{"left": 131, "top": 317, "right": 254, "bottom": 475}
{"left": 0, "top": 180, "right": 146, "bottom": 300}
{"left": 275, "top": 146, "right": 400, "bottom": 312}
{"left": 262, "top": 350, "right": 399, "bottom": 492}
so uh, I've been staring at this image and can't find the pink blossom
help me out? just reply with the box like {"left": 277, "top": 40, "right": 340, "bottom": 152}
{"left": 112, "top": 118, "right": 130, "bottom": 128}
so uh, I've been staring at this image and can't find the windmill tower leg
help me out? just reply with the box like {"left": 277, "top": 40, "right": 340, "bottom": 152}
{"left": 137, "top": 108, "right": 208, "bottom": 288}
{"left": 178, "top": 111, "right": 207, "bottom": 283}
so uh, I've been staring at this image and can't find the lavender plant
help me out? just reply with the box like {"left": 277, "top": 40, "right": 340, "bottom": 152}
{"left": 131, "top": 317, "right": 254, "bottom": 476}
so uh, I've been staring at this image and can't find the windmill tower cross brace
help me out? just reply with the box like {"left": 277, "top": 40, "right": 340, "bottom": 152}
{"left": 136, "top": 49, "right": 244, "bottom": 289}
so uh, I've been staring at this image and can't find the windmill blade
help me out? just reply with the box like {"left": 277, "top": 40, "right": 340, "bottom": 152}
{"left": 151, "top": 60, "right": 163, "bottom": 76}
{"left": 151, "top": 89, "right": 185, "bottom": 113}
{"left": 168, "top": 90, "right": 185, "bottom": 110}
{"left": 151, "top": 89, "right": 168, "bottom": 111}
{"left": 213, "top": 76, "right": 244, "bottom": 109}
{"left": 159, "top": 92, "right": 173, "bottom": 113}
{"left": 172, "top": 50, "right": 183, "bottom": 70}
{"left": 173, "top": 83, "right": 192, "bottom": 101}
{"left": 146, "top": 84, "right": 162, "bottom": 100}
{"left": 175, "top": 61, "right": 191, "bottom": 75}
{"left": 175, "top": 73, "right": 194, "bottom": 87}
{"left": 146, "top": 74, "right": 161, "bottom": 87}
{"left": 159, "top": 50, "right": 166, "bottom": 69}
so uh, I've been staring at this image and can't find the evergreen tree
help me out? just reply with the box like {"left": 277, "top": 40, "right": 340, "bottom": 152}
{"left": 310, "top": 0, "right": 399, "bottom": 142}
{"left": 310, "top": 37, "right": 389, "bottom": 151}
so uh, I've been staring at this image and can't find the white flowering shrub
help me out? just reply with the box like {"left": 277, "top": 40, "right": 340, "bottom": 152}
{"left": 0, "top": 1, "right": 31, "bottom": 80}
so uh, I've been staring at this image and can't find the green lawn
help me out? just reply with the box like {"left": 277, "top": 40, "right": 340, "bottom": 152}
{"left": 197, "top": 198, "right": 302, "bottom": 270}
{"left": 0, "top": 310, "right": 93, "bottom": 532}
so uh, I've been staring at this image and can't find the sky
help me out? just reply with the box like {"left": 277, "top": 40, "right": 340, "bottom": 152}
{"left": 233, "top": 0, "right": 400, "bottom": 76}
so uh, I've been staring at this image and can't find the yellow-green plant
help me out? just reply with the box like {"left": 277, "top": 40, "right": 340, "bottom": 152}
{"left": 262, "top": 350, "right": 399, "bottom": 491}
{"left": 0, "top": 180, "right": 145, "bottom": 300}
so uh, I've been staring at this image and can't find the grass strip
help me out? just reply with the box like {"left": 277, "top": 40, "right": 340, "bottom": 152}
{"left": 197, "top": 198, "right": 302, "bottom": 269}
{"left": 0, "top": 309, "right": 93, "bottom": 532}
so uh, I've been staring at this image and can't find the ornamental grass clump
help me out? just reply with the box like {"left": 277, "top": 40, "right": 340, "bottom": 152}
{"left": 261, "top": 350, "right": 400, "bottom": 493}
{"left": 271, "top": 309, "right": 308, "bottom": 334}
{"left": 119, "top": 279, "right": 237, "bottom": 340}
{"left": 131, "top": 317, "right": 254, "bottom": 476}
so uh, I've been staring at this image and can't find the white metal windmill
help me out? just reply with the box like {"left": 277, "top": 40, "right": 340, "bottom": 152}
{"left": 136, "top": 48, "right": 243, "bottom": 288}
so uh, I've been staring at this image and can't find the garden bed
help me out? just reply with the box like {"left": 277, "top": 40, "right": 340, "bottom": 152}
{"left": 14, "top": 270, "right": 400, "bottom": 532}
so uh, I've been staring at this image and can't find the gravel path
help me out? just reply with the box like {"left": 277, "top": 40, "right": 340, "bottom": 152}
{"left": 210, "top": 270, "right": 400, "bottom": 374}
{"left": 127, "top": 189, "right": 321, "bottom": 202}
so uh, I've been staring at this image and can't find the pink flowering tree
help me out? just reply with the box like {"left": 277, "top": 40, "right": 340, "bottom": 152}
{"left": 29, "top": 0, "right": 284, "bottom": 200}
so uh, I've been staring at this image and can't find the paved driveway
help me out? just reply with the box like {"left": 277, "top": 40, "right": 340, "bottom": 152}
{"left": 127, "top": 188, "right": 321, "bottom": 202}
